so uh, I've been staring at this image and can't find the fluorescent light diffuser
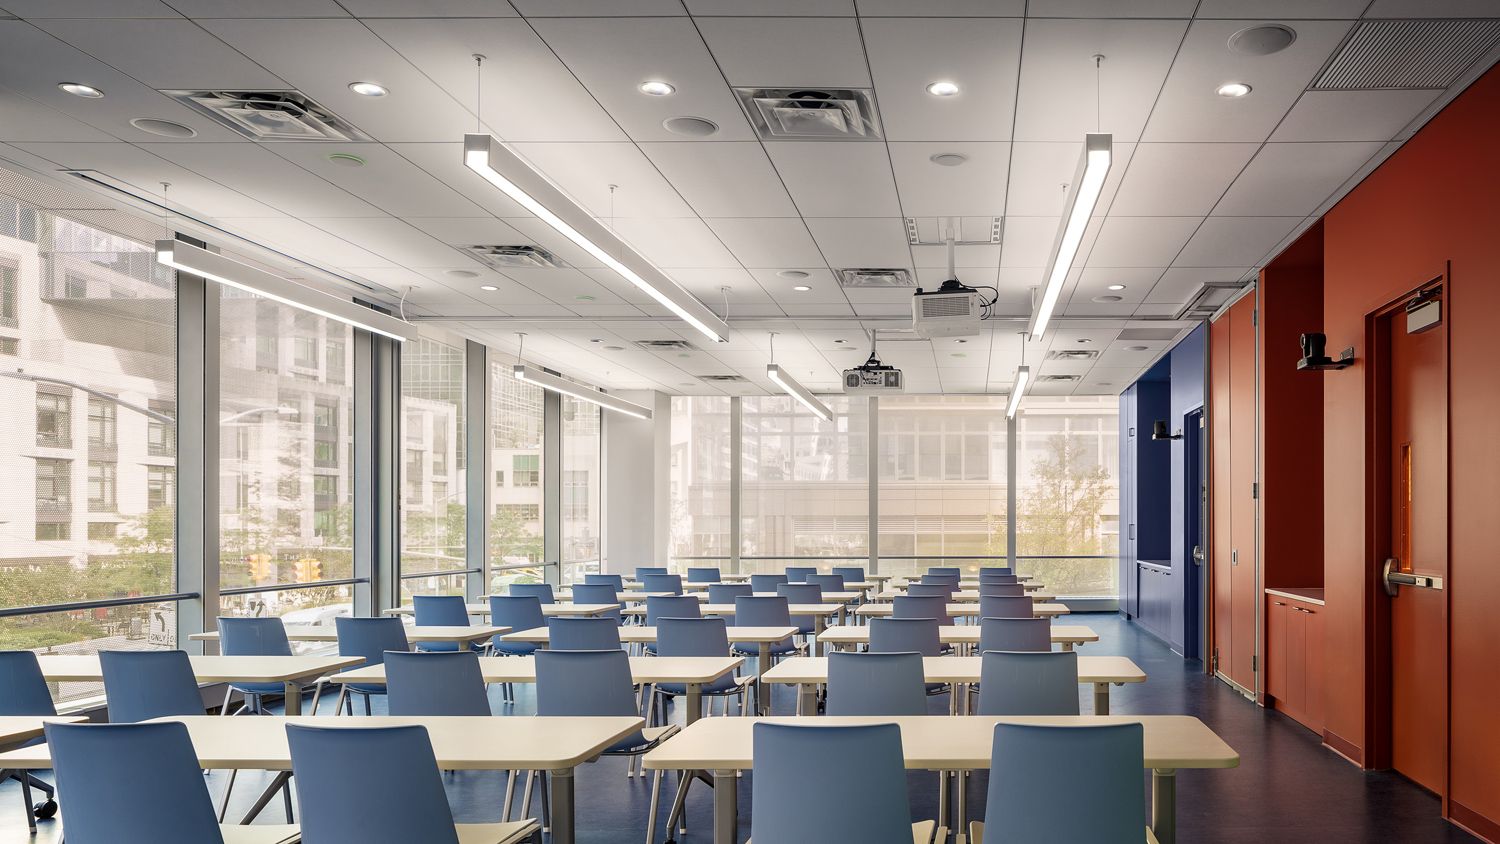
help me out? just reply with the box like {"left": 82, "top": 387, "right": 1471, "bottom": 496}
{"left": 463, "top": 134, "right": 730, "bottom": 344}
{"left": 1029, "top": 133, "right": 1112, "bottom": 341}
{"left": 156, "top": 240, "right": 415, "bottom": 342}
{"left": 1006, "top": 366, "right": 1031, "bottom": 419}
{"left": 766, "top": 364, "right": 832, "bottom": 422}
{"left": 513, "top": 364, "right": 652, "bottom": 420}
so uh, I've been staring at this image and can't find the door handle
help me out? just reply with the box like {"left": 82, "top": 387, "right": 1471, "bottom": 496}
{"left": 1192, "top": 545, "right": 1205, "bottom": 565}
{"left": 1382, "top": 558, "right": 1444, "bottom": 597}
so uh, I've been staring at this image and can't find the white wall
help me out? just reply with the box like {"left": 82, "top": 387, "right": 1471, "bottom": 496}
{"left": 602, "top": 390, "right": 670, "bottom": 573}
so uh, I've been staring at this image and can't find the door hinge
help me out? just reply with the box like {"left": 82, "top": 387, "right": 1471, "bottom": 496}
{"left": 1251, "top": 482, "right": 1258, "bottom": 499}
{"left": 1252, "top": 308, "right": 1258, "bottom": 326}
{"left": 1212, "top": 648, "right": 1219, "bottom": 670}
{"left": 1252, "top": 654, "right": 1258, "bottom": 673}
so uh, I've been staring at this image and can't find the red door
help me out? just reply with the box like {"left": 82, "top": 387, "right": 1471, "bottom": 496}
{"left": 1386, "top": 292, "right": 1448, "bottom": 794}
{"left": 1228, "top": 296, "right": 1258, "bottom": 690}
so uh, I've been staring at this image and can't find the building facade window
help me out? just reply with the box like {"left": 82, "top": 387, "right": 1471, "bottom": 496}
{"left": 87, "top": 461, "right": 116, "bottom": 512}
{"left": 87, "top": 521, "right": 117, "bottom": 540}
{"left": 35, "top": 457, "right": 71, "bottom": 513}
{"left": 490, "top": 361, "right": 543, "bottom": 588}
{"left": 400, "top": 335, "right": 467, "bottom": 598}
{"left": 560, "top": 396, "right": 600, "bottom": 577}
{"left": 87, "top": 397, "right": 116, "bottom": 449}
{"left": 512, "top": 455, "right": 539, "bottom": 486}
{"left": 0, "top": 260, "right": 17, "bottom": 328}
{"left": 146, "top": 466, "right": 173, "bottom": 510}
{"left": 36, "top": 391, "right": 71, "bottom": 448}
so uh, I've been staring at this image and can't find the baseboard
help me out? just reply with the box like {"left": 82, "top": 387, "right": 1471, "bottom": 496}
{"left": 1322, "top": 729, "right": 1364, "bottom": 767}
{"left": 1451, "top": 800, "right": 1500, "bottom": 843}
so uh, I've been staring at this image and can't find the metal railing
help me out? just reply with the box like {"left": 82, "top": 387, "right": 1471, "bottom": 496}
{"left": 220, "top": 578, "right": 365, "bottom": 596}
{"left": 0, "top": 591, "right": 199, "bottom": 618}
{"left": 663, "top": 554, "right": 1119, "bottom": 598}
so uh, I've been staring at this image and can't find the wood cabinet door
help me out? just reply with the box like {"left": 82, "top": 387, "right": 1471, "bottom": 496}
{"left": 1286, "top": 603, "right": 1308, "bottom": 722}
{"left": 1303, "top": 603, "right": 1325, "bottom": 732}
{"left": 1267, "top": 597, "right": 1288, "bottom": 700}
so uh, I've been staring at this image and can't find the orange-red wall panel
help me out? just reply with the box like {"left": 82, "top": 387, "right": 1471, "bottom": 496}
{"left": 1209, "top": 312, "right": 1234, "bottom": 678}
{"left": 1228, "top": 296, "right": 1258, "bottom": 690}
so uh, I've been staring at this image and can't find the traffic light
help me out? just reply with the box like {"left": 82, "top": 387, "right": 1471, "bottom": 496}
{"left": 247, "top": 553, "right": 273, "bottom": 582}
{"left": 294, "top": 557, "right": 322, "bottom": 584}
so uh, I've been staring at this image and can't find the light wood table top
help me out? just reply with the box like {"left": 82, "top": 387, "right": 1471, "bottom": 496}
{"left": 717, "top": 573, "right": 893, "bottom": 584}
{"left": 35, "top": 654, "right": 364, "bottom": 684}
{"left": 874, "top": 588, "right": 1054, "bottom": 602}
{"left": 384, "top": 603, "right": 616, "bottom": 618}
{"left": 0, "top": 716, "right": 87, "bottom": 751}
{"left": 622, "top": 602, "right": 843, "bottom": 617}
{"left": 761, "top": 655, "right": 1145, "bottom": 686}
{"left": 501, "top": 625, "right": 798, "bottom": 645}
{"left": 325, "top": 655, "right": 743, "bottom": 687}
{"left": 855, "top": 602, "right": 1070, "bottom": 619}
{"left": 817, "top": 623, "right": 1100, "bottom": 648}
{"left": 190, "top": 624, "right": 508, "bottom": 646}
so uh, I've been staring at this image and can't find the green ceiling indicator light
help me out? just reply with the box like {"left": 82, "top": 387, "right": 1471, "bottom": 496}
{"left": 327, "top": 153, "right": 366, "bottom": 168}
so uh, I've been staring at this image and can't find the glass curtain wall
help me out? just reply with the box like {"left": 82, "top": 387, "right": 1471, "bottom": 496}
{"left": 668, "top": 396, "right": 732, "bottom": 571}
{"left": 490, "top": 363, "right": 544, "bottom": 592}
{"left": 560, "top": 396, "right": 601, "bottom": 581}
{"left": 399, "top": 335, "right": 467, "bottom": 599}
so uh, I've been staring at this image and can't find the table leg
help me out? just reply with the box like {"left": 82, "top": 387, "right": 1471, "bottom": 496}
{"left": 282, "top": 681, "right": 302, "bottom": 716}
{"left": 1061, "top": 641, "right": 1075, "bottom": 652}
{"left": 814, "top": 616, "right": 827, "bottom": 656}
{"left": 1093, "top": 682, "right": 1110, "bottom": 715}
{"left": 1152, "top": 768, "right": 1176, "bottom": 844}
{"left": 955, "top": 770, "right": 968, "bottom": 844}
{"left": 712, "top": 770, "right": 738, "bottom": 844}
{"left": 686, "top": 683, "right": 703, "bottom": 725}
{"left": 551, "top": 767, "right": 575, "bottom": 844}
{"left": 757, "top": 643, "right": 771, "bottom": 715}
{"left": 239, "top": 771, "right": 292, "bottom": 824}
{"left": 797, "top": 683, "right": 817, "bottom": 716}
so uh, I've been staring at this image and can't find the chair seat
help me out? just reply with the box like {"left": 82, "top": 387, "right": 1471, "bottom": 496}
{"left": 749, "top": 821, "right": 937, "bottom": 844}
{"left": 455, "top": 819, "right": 542, "bottom": 844}
{"left": 969, "top": 821, "right": 1158, "bottom": 844}
{"left": 220, "top": 824, "right": 301, "bottom": 844}
{"left": 656, "top": 674, "right": 753, "bottom": 697}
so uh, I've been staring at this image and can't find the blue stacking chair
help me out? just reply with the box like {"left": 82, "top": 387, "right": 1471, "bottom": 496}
{"left": 644, "top": 594, "right": 702, "bottom": 626}
{"left": 908, "top": 582, "right": 957, "bottom": 599}
{"left": 584, "top": 573, "right": 624, "bottom": 590}
{"left": 488, "top": 596, "right": 545, "bottom": 704}
{"left": 776, "top": 582, "right": 824, "bottom": 636}
{"left": 98, "top": 650, "right": 205, "bottom": 723}
{"left": 44, "top": 721, "right": 299, "bottom": 844}
{"left": 868, "top": 617, "right": 942, "bottom": 656}
{"left": 784, "top": 566, "right": 817, "bottom": 583}
{"left": 0, "top": 652, "right": 59, "bottom": 831}
{"left": 927, "top": 566, "right": 962, "bottom": 578}
{"left": 832, "top": 566, "right": 866, "bottom": 583}
{"left": 731, "top": 596, "right": 802, "bottom": 661}
{"left": 707, "top": 582, "right": 753, "bottom": 604}
{"left": 979, "top": 567, "right": 1015, "bottom": 579}
{"left": 384, "top": 650, "right": 491, "bottom": 716}
{"left": 826, "top": 651, "right": 927, "bottom": 716}
{"left": 651, "top": 617, "right": 754, "bottom": 720}
{"left": 921, "top": 573, "right": 961, "bottom": 587}
{"left": 686, "top": 566, "right": 721, "bottom": 583}
{"left": 979, "top": 617, "right": 1052, "bottom": 653}
{"left": 974, "top": 723, "right": 1145, "bottom": 843}
{"left": 978, "top": 595, "right": 1034, "bottom": 620}
{"left": 567, "top": 583, "right": 622, "bottom": 622}
{"left": 287, "top": 723, "right": 537, "bottom": 844}
{"left": 509, "top": 582, "right": 555, "bottom": 604}
{"left": 894, "top": 594, "right": 953, "bottom": 625}
{"left": 975, "top": 650, "right": 1080, "bottom": 716}
{"left": 217, "top": 617, "right": 294, "bottom": 714}
{"left": 410, "top": 595, "right": 479, "bottom": 652}
{"left": 548, "top": 616, "right": 622, "bottom": 651}
{"left": 980, "top": 572, "right": 1019, "bottom": 584}
{"left": 749, "top": 573, "right": 788, "bottom": 593}
{"left": 635, "top": 566, "right": 669, "bottom": 580}
{"left": 808, "top": 573, "right": 846, "bottom": 592}
{"left": 334, "top": 617, "right": 410, "bottom": 715}
{"left": 641, "top": 573, "right": 684, "bottom": 595}
{"left": 979, "top": 582, "right": 1024, "bottom": 597}
{"left": 751, "top": 723, "right": 938, "bottom": 843}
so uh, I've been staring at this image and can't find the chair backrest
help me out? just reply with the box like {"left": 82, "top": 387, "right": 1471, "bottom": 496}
{"left": 749, "top": 573, "right": 788, "bottom": 592}
{"left": 832, "top": 566, "right": 866, "bottom": 583}
{"left": 775, "top": 582, "right": 823, "bottom": 603}
{"left": 986, "top": 722, "right": 1145, "bottom": 841}
{"left": 410, "top": 594, "right": 472, "bottom": 627}
{"left": 921, "top": 573, "right": 961, "bottom": 586}
{"left": 686, "top": 566, "right": 721, "bottom": 583}
{"left": 645, "top": 594, "right": 702, "bottom": 626}
{"left": 584, "top": 573, "right": 624, "bottom": 590}
{"left": 287, "top": 723, "right": 461, "bottom": 844}
{"left": 926, "top": 566, "right": 962, "bottom": 577}
{"left": 656, "top": 616, "right": 731, "bottom": 658}
{"left": 979, "top": 617, "right": 1052, "bottom": 653}
{"left": 783, "top": 566, "right": 817, "bottom": 582}
{"left": 509, "top": 582, "right": 555, "bottom": 604}
{"left": 979, "top": 567, "right": 1015, "bottom": 579}
{"left": 548, "top": 616, "right": 623, "bottom": 651}
{"left": 733, "top": 595, "right": 792, "bottom": 627}
{"left": 979, "top": 582, "right": 1024, "bottom": 598}
{"left": 892, "top": 594, "right": 951, "bottom": 625}
{"left": 752, "top": 723, "right": 915, "bottom": 843}
{"left": 335, "top": 617, "right": 411, "bottom": 671}
{"left": 826, "top": 651, "right": 928, "bottom": 716}
{"left": 567, "top": 584, "right": 622, "bottom": 622}
{"left": 641, "top": 573, "right": 684, "bottom": 595}
{"left": 975, "top": 650, "right": 1080, "bottom": 716}
{"left": 488, "top": 595, "right": 546, "bottom": 633}
{"left": 45, "top": 721, "right": 225, "bottom": 844}
{"left": 807, "top": 573, "right": 846, "bottom": 592}
{"left": 634, "top": 566, "right": 670, "bottom": 580}
{"left": 98, "top": 650, "right": 205, "bottom": 723}
{"left": 0, "top": 651, "right": 57, "bottom": 716}
{"left": 978, "top": 595, "right": 1034, "bottom": 620}
{"left": 907, "top": 582, "right": 956, "bottom": 599}
{"left": 384, "top": 650, "right": 491, "bottom": 716}
{"left": 708, "top": 582, "right": 754, "bottom": 603}
{"left": 534, "top": 649, "right": 641, "bottom": 718}
{"left": 867, "top": 617, "right": 942, "bottom": 657}
{"left": 217, "top": 616, "right": 294, "bottom": 657}
{"left": 979, "top": 572, "right": 1018, "bottom": 584}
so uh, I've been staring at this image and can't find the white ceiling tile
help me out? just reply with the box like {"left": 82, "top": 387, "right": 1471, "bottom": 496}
{"left": 696, "top": 17, "right": 871, "bottom": 88}
{"left": 14, "top": 141, "right": 282, "bottom": 217}
{"left": 765, "top": 142, "right": 901, "bottom": 217}
{"left": 1195, "top": 0, "right": 1368, "bottom": 15}
{"left": 0, "top": 0, "right": 180, "bottom": 15}
{"left": 1109, "top": 142, "right": 1258, "bottom": 216}
{"left": 686, "top": 0, "right": 854, "bottom": 13}
{"left": 163, "top": 0, "right": 347, "bottom": 15}
{"left": 511, "top": 142, "right": 697, "bottom": 219}
{"left": 388, "top": 142, "right": 529, "bottom": 218}
{"left": 509, "top": 0, "right": 687, "bottom": 14}
{"left": 1270, "top": 90, "right": 1443, "bottom": 142}
{"left": 1086, "top": 217, "right": 1200, "bottom": 267}
{"left": 136, "top": 142, "right": 384, "bottom": 218}
{"left": 0, "top": 87, "right": 117, "bottom": 142}
{"left": 1070, "top": 266, "right": 1163, "bottom": 305}
{"left": 219, "top": 217, "right": 394, "bottom": 268}
{"left": 912, "top": 245, "right": 1002, "bottom": 271}
{"left": 1145, "top": 267, "right": 1250, "bottom": 304}
{"left": 1004, "top": 141, "right": 1136, "bottom": 217}
{"left": 999, "top": 217, "right": 1059, "bottom": 267}
{"left": 611, "top": 217, "right": 741, "bottom": 268}
{"left": 639, "top": 142, "right": 798, "bottom": 218}
{"left": 1175, "top": 216, "right": 1302, "bottom": 267}
{"left": 749, "top": 268, "right": 846, "bottom": 304}
{"left": 861, "top": 18, "right": 1023, "bottom": 142}
{"left": 704, "top": 218, "right": 825, "bottom": 269}
{"left": 804, "top": 218, "right": 911, "bottom": 268}
{"left": 1365, "top": 0, "right": 1500, "bottom": 15}
{"left": 405, "top": 217, "right": 529, "bottom": 246}
{"left": 1014, "top": 18, "right": 1186, "bottom": 143}
{"left": 1214, "top": 142, "right": 1383, "bottom": 216}
{"left": 889, "top": 142, "right": 1009, "bottom": 218}
{"left": 31, "top": 19, "right": 287, "bottom": 89}
{"left": 305, "top": 218, "right": 468, "bottom": 267}
{"left": 267, "top": 142, "right": 490, "bottom": 218}
{"left": 857, "top": 0, "right": 1023, "bottom": 14}
{"left": 1026, "top": 0, "right": 1196, "bottom": 14}
{"left": 1142, "top": 19, "right": 1354, "bottom": 143}
{"left": 338, "top": 0, "right": 518, "bottom": 15}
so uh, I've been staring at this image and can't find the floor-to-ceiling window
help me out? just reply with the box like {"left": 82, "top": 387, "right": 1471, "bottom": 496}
{"left": 668, "top": 396, "right": 732, "bottom": 573}
{"left": 490, "top": 361, "right": 544, "bottom": 591}
{"left": 560, "top": 396, "right": 601, "bottom": 581}
{"left": 399, "top": 335, "right": 467, "bottom": 599}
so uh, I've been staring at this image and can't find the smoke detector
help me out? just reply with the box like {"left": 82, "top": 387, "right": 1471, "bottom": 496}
{"left": 162, "top": 90, "right": 368, "bottom": 141}
{"left": 837, "top": 268, "right": 915, "bottom": 289}
{"left": 461, "top": 245, "right": 567, "bottom": 270}
{"left": 734, "top": 88, "right": 882, "bottom": 140}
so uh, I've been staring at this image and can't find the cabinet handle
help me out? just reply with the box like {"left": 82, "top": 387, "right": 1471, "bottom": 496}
{"left": 1272, "top": 601, "right": 1285, "bottom": 606}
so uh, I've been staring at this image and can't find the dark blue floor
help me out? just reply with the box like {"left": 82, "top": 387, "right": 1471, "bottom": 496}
{"left": 0, "top": 614, "right": 1476, "bottom": 842}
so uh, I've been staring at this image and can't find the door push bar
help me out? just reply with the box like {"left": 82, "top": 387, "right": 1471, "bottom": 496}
{"left": 1382, "top": 558, "right": 1443, "bottom": 597}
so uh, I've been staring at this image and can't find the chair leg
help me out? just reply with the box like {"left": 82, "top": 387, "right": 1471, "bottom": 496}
{"left": 501, "top": 771, "right": 516, "bottom": 822}
{"left": 539, "top": 770, "right": 550, "bottom": 833}
{"left": 645, "top": 767, "right": 663, "bottom": 844}
{"left": 18, "top": 770, "right": 36, "bottom": 835}
{"left": 363, "top": 693, "right": 372, "bottom": 716}
{"left": 217, "top": 768, "right": 239, "bottom": 822}
{"left": 220, "top": 686, "right": 234, "bottom": 716}
{"left": 334, "top": 686, "right": 349, "bottom": 716}
{"left": 282, "top": 774, "right": 294, "bottom": 823}
{"left": 521, "top": 770, "right": 535, "bottom": 819}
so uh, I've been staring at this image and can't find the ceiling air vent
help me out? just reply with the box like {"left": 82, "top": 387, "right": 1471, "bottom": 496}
{"left": 1047, "top": 349, "right": 1100, "bottom": 361}
{"left": 162, "top": 90, "right": 369, "bottom": 141}
{"left": 461, "top": 245, "right": 566, "bottom": 270}
{"left": 733, "top": 88, "right": 882, "bottom": 140}
{"left": 635, "top": 339, "right": 700, "bottom": 352}
{"left": 699, "top": 374, "right": 747, "bottom": 383}
{"left": 838, "top": 268, "right": 915, "bottom": 289}
{"left": 1313, "top": 19, "right": 1500, "bottom": 90}
{"left": 1174, "top": 281, "right": 1247, "bottom": 320}
{"left": 1039, "top": 374, "right": 1082, "bottom": 383}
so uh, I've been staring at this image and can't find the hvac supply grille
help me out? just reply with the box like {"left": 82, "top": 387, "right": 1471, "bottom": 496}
{"left": 1313, "top": 19, "right": 1500, "bottom": 90}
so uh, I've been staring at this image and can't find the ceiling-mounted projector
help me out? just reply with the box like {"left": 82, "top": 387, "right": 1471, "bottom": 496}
{"left": 912, "top": 278, "right": 982, "bottom": 339}
{"left": 843, "top": 331, "right": 903, "bottom": 394}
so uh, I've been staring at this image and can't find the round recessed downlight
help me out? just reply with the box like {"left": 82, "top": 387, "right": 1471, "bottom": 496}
{"left": 575, "top": 294, "right": 596, "bottom": 301}
{"left": 792, "top": 285, "right": 812, "bottom": 292}
{"left": 130, "top": 118, "right": 196, "bottom": 138}
{"left": 929, "top": 152, "right": 968, "bottom": 167}
{"left": 1217, "top": 82, "right": 1253, "bottom": 98}
{"left": 603, "top": 345, "right": 625, "bottom": 351}
{"left": 1228, "top": 24, "right": 1296, "bottom": 56}
{"left": 662, "top": 116, "right": 718, "bottom": 137}
{"left": 1092, "top": 294, "right": 1124, "bottom": 303}
{"left": 327, "top": 152, "right": 366, "bottom": 167}
{"left": 1126, "top": 345, "right": 1150, "bottom": 351}
{"left": 955, "top": 338, "right": 968, "bottom": 344}
{"left": 1077, "top": 339, "right": 1093, "bottom": 344}
{"left": 59, "top": 82, "right": 104, "bottom": 98}
{"left": 926, "top": 80, "right": 960, "bottom": 97}
{"left": 639, "top": 80, "right": 676, "bottom": 96}
{"left": 777, "top": 270, "right": 809, "bottom": 279}
{"left": 479, "top": 284, "right": 499, "bottom": 292}
{"left": 348, "top": 81, "right": 388, "bottom": 97}
{"left": 446, "top": 269, "right": 479, "bottom": 279}
{"left": 1106, "top": 284, "right": 1126, "bottom": 291}
{"left": 951, "top": 352, "right": 968, "bottom": 358}
{"left": 834, "top": 339, "right": 847, "bottom": 344}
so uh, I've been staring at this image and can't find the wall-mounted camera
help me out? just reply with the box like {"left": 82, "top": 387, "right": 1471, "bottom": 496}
{"left": 1152, "top": 420, "right": 1182, "bottom": 441}
{"left": 1296, "top": 332, "right": 1355, "bottom": 371}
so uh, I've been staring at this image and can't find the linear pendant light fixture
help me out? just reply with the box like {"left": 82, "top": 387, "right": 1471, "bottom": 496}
{"left": 156, "top": 239, "right": 416, "bottom": 342}
{"left": 766, "top": 364, "right": 832, "bottom": 422}
{"left": 1029, "top": 132, "right": 1112, "bottom": 341}
{"left": 513, "top": 364, "right": 652, "bottom": 420}
{"left": 463, "top": 134, "right": 730, "bottom": 344}
{"left": 1006, "top": 365, "right": 1031, "bottom": 420}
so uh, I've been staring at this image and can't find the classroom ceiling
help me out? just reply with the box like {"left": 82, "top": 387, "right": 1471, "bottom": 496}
{"left": 1, "top": 1, "right": 1496, "bottom": 396}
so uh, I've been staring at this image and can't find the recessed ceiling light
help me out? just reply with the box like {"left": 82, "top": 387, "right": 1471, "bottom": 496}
{"left": 1077, "top": 339, "right": 1093, "bottom": 344}
{"left": 348, "top": 81, "right": 388, "bottom": 97}
{"left": 955, "top": 338, "right": 968, "bottom": 344}
{"left": 1216, "top": 82, "right": 1252, "bottom": 98}
{"left": 1106, "top": 284, "right": 1126, "bottom": 291}
{"left": 792, "top": 285, "right": 812, "bottom": 292}
{"left": 327, "top": 152, "right": 366, "bottom": 167}
{"left": 576, "top": 294, "right": 596, "bottom": 301}
{"left": 446, "top": 269, "right": 479, "bottom": 279}
{"left": 1126, "top": 345, "right": 1150, "bottom": 351}
{"left": 1092, "top": 294, "right": 1124, "bottom": 303}
{"left": 1229, "top": 24, "right": 1296, "bottom": 57}
{"left": 603, "top": 345, "right": 625, "bottom": 351}
{"left": 59, "top": 83, "right": 103, "bottom": 98}
{"left": 926, "top": 81, "right": 960, "bottom": 97}
{"left": 929, "top": 152, "right": 968, "bottom": 167}
{"left": 479, "top": 284, "right": 499, "bottom": 292}
{"left": 639, "top": 81, "right": 676, "bottom": 96}
{"left": 662, "top": 116, "right": 718, "bottom": 137}
{"left": 590, "top": 338, "right": 603, "bottom": 343}
{"left": 777, "top": 270, "right": 809, "bottom": 279}
{"left": 951, "top": 352, "right": 967, "bottom": 358}
{"left": 130, "top": 117, "right": 196, "bottom": 138}
{"left": 834, "top": 339, "right": 847, "bottom": 344}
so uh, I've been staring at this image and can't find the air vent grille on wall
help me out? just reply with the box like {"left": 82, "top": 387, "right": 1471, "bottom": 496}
{"left": 837, "top": 268, "right": 915, "bottom": 288}
{"left": 699, "top": 374, "right": 747, "bottom": 382}
{"left": 462, "top": 245, "right": 566, "bottom": 270}
{"left": 1047, "top": 349, "right": 1100, "bottom": 361}
{"left": 635, "top": 339, "right": 700, "bottom": 351}
{"left": 1039, "top": 374, "right": 1081, "bottom": 383}
{"left": 1313, "top": 19, "right": 1500, "bottom": 90}
{"left": 163, "top": 90, "right": 368, "bottom": 141}
{"left": 733, "top": 88, "right": 882, "bottom": 140}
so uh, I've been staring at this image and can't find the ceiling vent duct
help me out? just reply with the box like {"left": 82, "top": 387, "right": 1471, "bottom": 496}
{"left": 699, "top": 374, "right": 747, "bottom": 383}
{"left": 1047, "top": 349, "right": 1100, "bottom": 361}
{"left": 1312, "top": 19, "right": 1500, "bottom": 90}
{"left": 635, "top": 339, "right": 700, "bottom": 352}
{"left": 837, "top": 268, "right": 915, "bottom": 289}
{"left": 1039, "top": 374, "right": 1082, "bottom": 383}
{"left": 733, "top": 88, "right": 882, "bottom": 140}
{"left": 461, "top": 245, "right": 566, "bottom": 270}
{"left": 162, "top": 90, "right": 369, "bottom": 141}
{"left": 1175, "top": 281, "right": 1248, "bottom": 320}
